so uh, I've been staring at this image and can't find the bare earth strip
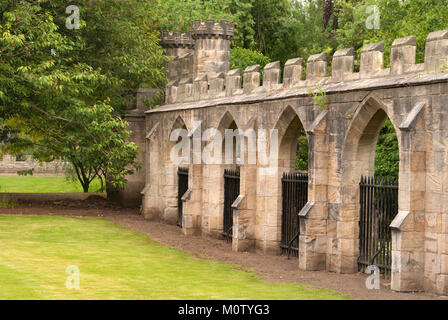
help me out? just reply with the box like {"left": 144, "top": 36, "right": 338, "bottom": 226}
{"left": 0, "top": 198, "right": 446, "bottom": 300}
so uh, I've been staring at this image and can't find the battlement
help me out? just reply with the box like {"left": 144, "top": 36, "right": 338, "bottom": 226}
{"left": 161, "top": 31, "right": 194, "bottom": 49}
{"left": 163, "top": 24, "right": 448, "bottom": 105}
{"left": 190, "top": 19, "right": 235, "bottom": 40}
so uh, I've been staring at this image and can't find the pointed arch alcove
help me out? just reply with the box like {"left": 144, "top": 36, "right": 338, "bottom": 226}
{"left": 337, "top": 94, "right": 402, "bottom": 274}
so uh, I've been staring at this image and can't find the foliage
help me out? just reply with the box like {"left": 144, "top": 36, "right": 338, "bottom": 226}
{"left": 17, "top": 169, "right": 34, "bottom": 177}
{"left": 230, "top": 47, "right": 271, "bottom": 74}
{"left": 269, "top": 0, "right": 335, "bottom": 65}
{"left": 375, "top": 119, "right": 399, "bottom": 177}
{"left": 155, "top": 0, "right": 256, "bottom": 49}
{"left": 0, "top": 197, "right": 18, "bottom": 209}
{"left": 335, "top": 0, "right": 448, "bottom": 66}
{"left": 308, "top": 85, "right": 328, "bottom": 111}
{"left": 296, "top": 133, "right": 309, "bottom": 172}
{"left": 0, "top": 1, "right": 147, "bottom": 193}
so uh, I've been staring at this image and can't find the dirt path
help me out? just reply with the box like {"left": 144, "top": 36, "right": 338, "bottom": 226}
{"left": 1, "top": 198, "right": 446, "bottom": 300}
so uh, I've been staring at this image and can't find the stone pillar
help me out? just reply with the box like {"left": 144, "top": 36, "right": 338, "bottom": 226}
{"left": 117, "top": 88, "right": 161, "bottom": 207}
{"left": 182, "top": 163, "right": 203, "bottom": 236}
{"left": 299, "top": 111, "right": 329, "bottom": 271}
{"left": 231, "top": 119, "right": 258, "bottom": 252}
{"left": 232, "top": 163, "right": 257, "bottom": 252}
{"left": 142, "top": 121, "right": 162, "bottom": 220}
{"left": 391, "top": 102, "right": 426, "bottom": 292}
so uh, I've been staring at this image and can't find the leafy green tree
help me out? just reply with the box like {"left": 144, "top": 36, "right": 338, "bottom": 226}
{"left": 0, "top": 1, "right": 143, "bottom": 193}
{"left": 230, "top": 47, "right": 270, "bottom": 73}
{"left": 267, "top": 0, "right": 337, "bottom": 65}
{"left": 335, "top": 0, "right": 448, "bottom": 66}
{"left": 251, "top": 0, "right": 291, "bottom": 57}
{"left": 375, "top": 119, "right": 399, "bottom": 177}
{"left": 155, "top": 0, "right": 256, "bottom": 49}
{"left": 296, "top": 133, "right": 309, "bottom": 172}
{"left": 42, "top": 0, "right": 167, "bottom": 111}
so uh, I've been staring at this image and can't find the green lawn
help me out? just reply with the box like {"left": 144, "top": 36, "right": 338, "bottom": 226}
{"left": 0, "top": 215, "right": 349, "bottom": 300}
{"left": 0, "top": 176, "right": 102, "bottom": 193}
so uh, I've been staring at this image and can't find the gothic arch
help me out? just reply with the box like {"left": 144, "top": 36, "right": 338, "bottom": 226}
{"left": 274, "top": 105, "right": 309, "bottom": 173}
{"left": 342, "top": 94, "right": 400, "bottom": 190}
{"left": 338, "top": 94, "right": 401, "bottom": 272}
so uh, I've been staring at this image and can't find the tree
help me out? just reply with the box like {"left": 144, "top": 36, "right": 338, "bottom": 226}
{"left": 43, "top": 0, "right": 167, "bottom": 112}
{"left": 0, "top": 1, "right": 145, "bottom": 193}
{"left": 375, "top": 119, "right": 399, "bottom": 177}
{"left": 335, "top": 0, "right": 448, "bottom": 66}
{"left": 296, "top": 132, "right": 309, "bottom": 172}
{"left": 230, "top": 47, "right": 270, "bottom": 74}
{"left": 155, "top": 0, "right": 256, "bottom": 49}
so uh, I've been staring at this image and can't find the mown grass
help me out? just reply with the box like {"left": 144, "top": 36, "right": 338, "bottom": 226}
{"left": 0, "top": 215, "right": 350, "bottom": 300}
{"left": 0, "top": 176, "right": 102, "bottom": 193}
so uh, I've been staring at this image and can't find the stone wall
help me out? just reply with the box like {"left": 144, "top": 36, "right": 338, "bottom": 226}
{"left": 0, "top": 154, "right": 67, "bottom": 176}
{"left": 140, "top": 22, "right": 448, "bottom": 295}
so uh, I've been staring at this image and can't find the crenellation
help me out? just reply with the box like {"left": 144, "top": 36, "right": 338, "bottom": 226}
{"left": 425, "top": 30, "right": 448, "bottom": 73}
{"left": 177, "top": 77, "right": 193, "bottom": 102}
{"left": 391, "top": 36, "right": 417, "bottom": 75}
{"left": 263, "top": 61, "right": 281, "bottom": 91}
{"left": 306, "top": 52, "right": 327, "bottom": 82}
{"left": 165, "top": 79, "right": 179, "bottom": 104}
{"left": 193, "top": 74, "right": 209, "bottom": 101}
{"left": 225, "top": 69, "right": 242, "bottom": 96}
{"left": 360, "top": 41, "right": 385, "bottom": 78}
{"left": 209, "top": 73, "right": 226, "bottom": 99}
{"left": 161, "top": 24, "right": 448, "bottom": 110}
{"left": 191, "top": 19, "right": 234, "bottom": 79}
{"left": 331, "top": 48, "right": 354, "bottom": 82}
{"left": 243, "top": 65, "right": 261, "bottom": 94}
{"left": 283, "top": 58, "right": 303, "bottom": 88}
{"left": 190, "top": 19, "right": 235, "bottom": 40}
{"left": 161, "top": 31, "right": 194, "bottom": 58}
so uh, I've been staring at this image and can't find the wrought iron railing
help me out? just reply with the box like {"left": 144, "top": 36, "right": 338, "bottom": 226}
{"left": 281, "top": 172, "right": 308, "bottom": 257}
{"left": 177, "top": 167, "right": 189, "bottom": 227}
{"left": 223, "top": 169, "right": 240, "bottom": 242}
{"left": 359, "top": 176, "right": 398, "bottom": 275}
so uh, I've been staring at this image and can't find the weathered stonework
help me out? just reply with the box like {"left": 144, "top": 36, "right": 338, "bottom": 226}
{"left": 0, "top": 154, "right": 67, "bottom": 176}
{"left": 136, "top": 22, "right": 448, "bottom": 295}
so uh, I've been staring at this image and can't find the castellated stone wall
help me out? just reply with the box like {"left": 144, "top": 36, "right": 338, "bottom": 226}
{"left": 140, "top": 22, "right": 448, "bottom": 295}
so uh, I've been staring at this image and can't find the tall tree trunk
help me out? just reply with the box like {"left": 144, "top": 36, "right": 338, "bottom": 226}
{"left": 322, "top": 0, "right": 334, "bottom": 30}
{"left": 82, "top": 182, "right": 89, "bottom": 193}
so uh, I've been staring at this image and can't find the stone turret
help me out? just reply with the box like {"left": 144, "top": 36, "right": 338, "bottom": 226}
{"left": 190, "top": 19, "right": 234, "bottom": 79}
{"left": 161, "top": 31, "right": 194, "bottom": 58}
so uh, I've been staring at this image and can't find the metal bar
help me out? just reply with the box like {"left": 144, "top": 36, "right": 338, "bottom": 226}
{"left": 358, "top": 175, "right": 398, "bottom": 275}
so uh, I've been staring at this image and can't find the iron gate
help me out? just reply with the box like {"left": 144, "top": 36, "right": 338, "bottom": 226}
{"left": 223, "top": 169, "right": 240, "bottom": 241}
{"left": 359, "top": 176, "right": 398, "bottom": 275}
{"left": 177, "top": 167, "right": 189, "bottom": 227}
{"left": 281, "top": 172, "right": 308, "bottom": 257}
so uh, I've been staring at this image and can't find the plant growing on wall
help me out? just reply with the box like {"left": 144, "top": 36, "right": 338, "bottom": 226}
{"left": 308, "top": 85, "right": 328, "bottom": 111}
